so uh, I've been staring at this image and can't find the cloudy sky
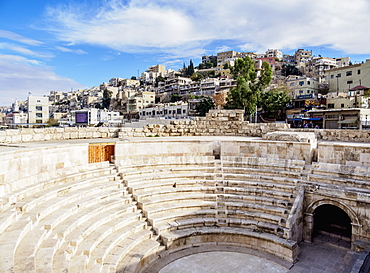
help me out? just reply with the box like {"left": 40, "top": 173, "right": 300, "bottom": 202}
{"left": 1, "top": 0, "right": 370, "bottom": 106}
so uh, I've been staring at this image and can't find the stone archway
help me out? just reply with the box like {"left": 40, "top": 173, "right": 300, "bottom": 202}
{"left": 303, "top": 199, "right": 360, "bottom": 249}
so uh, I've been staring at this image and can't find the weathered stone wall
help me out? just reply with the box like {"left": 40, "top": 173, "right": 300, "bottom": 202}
{"left": 0, "top": 143, "right": 89, "bottom": 196}
{"left": 119, "top": 110, "right": 290, "bottom": 138}
{"left": 317, "top": 142, "right": 370, "bottom": 167}
{"left": 290, "top": 128, "right": 370, "bottom": 143}
{"left": 2, "top": 110, "right": 370, "bottom": 143}
{"left": 0, "top": 127, "right": 120, "bottom": 143}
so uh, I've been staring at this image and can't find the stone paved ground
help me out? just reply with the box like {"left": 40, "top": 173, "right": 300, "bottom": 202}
{"left": 289, "top": 236, "right": 360, "bottom": 273}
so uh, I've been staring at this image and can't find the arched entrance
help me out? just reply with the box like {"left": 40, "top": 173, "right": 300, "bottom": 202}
{"left": 313, "top": 204, "right": 352, "bottom": 240}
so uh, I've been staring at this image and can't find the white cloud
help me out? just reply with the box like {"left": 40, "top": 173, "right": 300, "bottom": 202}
{"left": 0, "top": 55, "right": 87, "bottom": 106}
{"left": 55, "top": 46, "right": 87, "bottom": 54}
{"left": 44, "top": 0, "right": 370, "bottom": 56}
{"left": 0, "top": 42, "right": 54, "bottom": 58}
{"left": 0, "top": 30, "right": 43, "bottom": 46}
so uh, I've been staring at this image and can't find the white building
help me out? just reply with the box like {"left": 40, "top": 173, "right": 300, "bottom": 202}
{"left": 27, "top": 96, "right": 49, "bottom": 124}
{"left": 71, "top": 108, "right": 121, "bottom": 126}
{"left": 139, "top": 103, "right": 189, "bottom": 119}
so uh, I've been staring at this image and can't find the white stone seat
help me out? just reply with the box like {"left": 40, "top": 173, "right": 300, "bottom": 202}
{"left": 0, "top": 175, "right": 123, "bottom": 272}
{"left": 153, "top": 217, "right": 219, "bottom": 234}
{"left": 224, "top": 178, "right": 298, "bottom": 192}
{"left": 121, "top": 165, "right": 215, "bottom": 178}
{"left": 223, "top": 194, "right": 292, "bottom": 209}
{"left": 67, "top": 221, "right": 149, "bottom": 272}
{"left": 1, "top": 162, "right": 111, "bottom": 211}
{"left": 138, "top": 192, "right": 217, "bottom": 210}
{"left": 51, "top": 204, "right": 139, "bottom": 271}
{"left": 223, "top": 167, "right": 302, "bottom": 179}
{"left": 222, "top": 156, "right": 305, "bottom": 172}
{"left": 142, "top": 199, "right": 216, "bottom": 219}
{"left": 308, "top": 173, "right": 370, "bottom": 191}
{"left": 225, "top": 201, "right": 288, "bottom": 216}
{"left": 127, "top": 179, "right": 212, "bottom": 194}
{"left": 224, "top": 187, "right": 295, "bottom": 201}
{"left": 133, "top": 186, "right": 216, "bottom": 202}
{"left": 148, "top": 208, "right": 217, "bottom": 227}
{"left": 115, "top": 238, "right": 164, "bottom": 273}
{"left": 226, "top": 209, "right": 285, "bottom": 226}
{"left": 124, "top": 172, "right": 215, "bottom": 186}
{"left": 14, "top": 195, "right": 131, "bottom": 272}
{"left": 159, "top": 226, "right": 298, "bottom": 263}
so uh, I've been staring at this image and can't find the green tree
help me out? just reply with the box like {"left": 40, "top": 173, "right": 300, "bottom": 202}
{"left": 259, "top": 87, "right": 291, "bottom": 119}
{"left": 102, "top": 89, "right": 113, "bottom": 109}
{"left": 190, "top": 73, "right": 204, "bottom": 82}
{"left": 225, "top": 57, "right": 272, "bottom": 115}
{"left": 281, "top": 64, "right": 302, "bottom": 76}
{"left": 196, "top": 97, "right": 215, "bottom": 116}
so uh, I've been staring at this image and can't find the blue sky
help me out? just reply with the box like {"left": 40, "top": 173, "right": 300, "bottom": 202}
{"left": 1, "top": 0, "right": 370, "bottom": 106}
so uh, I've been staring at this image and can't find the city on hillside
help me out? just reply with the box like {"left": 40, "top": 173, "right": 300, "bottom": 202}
{"left": 1, "top": 48, "right": 370, "bottom": 130}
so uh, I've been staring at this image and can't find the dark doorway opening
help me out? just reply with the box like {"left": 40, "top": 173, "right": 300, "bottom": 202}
{"left": 313, "top": 204, "right": 352, "bottom": 244}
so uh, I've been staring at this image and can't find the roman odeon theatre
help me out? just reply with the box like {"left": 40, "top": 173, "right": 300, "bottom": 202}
{"left": 1, "top": 110, "right": 370, "bottom": 272}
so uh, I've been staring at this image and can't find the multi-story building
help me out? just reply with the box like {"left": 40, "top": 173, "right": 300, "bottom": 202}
{"left": 70, "top": 108, "right": 120, "bottom": 126}
{"left": 27, "top": 96, "right": 49, "bottom": 124}
{"left": 201, "top": 55, "right": 217, "bottom": 65}
{"left": 265, "top": 49, "right": 283, "bottom": 60}
{"left": 294, "top": 49, "right": 312, "bottom": 66}
{"left": 305, "top": 57, "right": 337, "bottom": 83}
{"left": 325, "top": 59, "right": 370, "bottom": 93}
{"left": 286, "top": 76, "right": 319, "bottom": 108}
{"left": 139, "top": 102, "right": 189, "bottom": 119}
{"left": 127, "top": 91, "right": 155, "bottom": 112}
{"left": 308, "top": 108, "right": 370, "bottom": 129}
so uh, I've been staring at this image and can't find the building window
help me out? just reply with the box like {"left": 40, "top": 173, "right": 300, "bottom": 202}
{"left": 358, "top": 69, "right": 361, "bottom": 75}
{"left": 337, "top": 74, "right": 341, "bottom": 78}
{"left": 346, "top": 71, "right": 352, "bottom": 76}
{"left": 36, "top": 113, "right": 42, "bottom": 118}
{"left": 331, "top": 75, "right": 334, "bottom": 79}
{"left": 328, "top": 104, "right": 334, "bottom": 109}
{"left": 36, "top": 120, "right": 42, "bottom": 123}
{"left": 299, "top": 81, "right": 304, "bottom": 86}
{"left": 307, "top": 81, "right": 310, "bottom": 85}
{"left": 347, "top": 81, "right": 353, "bottom": 84}
{"left": 341, "top": 104, "right": 345, "bottom": 108}
{"left": 36, "top": 106, "right": 42, "bottom": 111}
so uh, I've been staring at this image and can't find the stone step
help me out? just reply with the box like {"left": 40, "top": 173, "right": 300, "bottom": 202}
{"left": 121, "top": 166, "right": 216, "bottom": 178}
{"left": 115, "top": 238, "right": 164, "bottom": 273}
{"left": 134, "top": 187, "right": 217, "bottom": 202}
{"left": 225, "top": 201, "right": 289, "bottom": 217}
{"left": 158, "top": 226, "right": 297, "bottom": 263}
{"left": 224, "top": 187, "right": 295, "bottom": 201}
{"left": 69, "top": 213, "right": 145, "bottom": 260}
{"left": 87, "top": 228, "right": 154, "bottom": 272}
{"left": 128, "top": 179, "right": 213, "bottom": 193}
{"left": 15, "top": 196, "right": 131, "bottom": 272}
{"left": 125, "top": 172, "right": 215, "bottom": 185}
{"left": 142, "top": 200, "right": 216, "bottom": 219}
{"left": 153, "top": 217, "right": 219, "bottom": 234}
{"left": 138, "top": 193, "right": 217, "bottom": 210}
{"left": 52, "top": 204, "right": 139, "bottom": 271}
{"left": 224, "top": 176, "right": 299, "bottom": 191}
{"left": 148, "top": 208, "right": 217, "bottom": 228}
{"left": 227, "top": 209, "right": 286, "bottom": 226}
{"left": 2, "top": 164, "right": 113, "bottom": 211}
{"left": 223, "top": 167, "right": 302, "bottom": 179}
{"left": 223, "top": 194, "right": 293, "bottom": 209}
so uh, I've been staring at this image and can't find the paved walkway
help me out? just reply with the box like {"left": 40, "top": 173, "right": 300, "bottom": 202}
{"left": 289, "top": 236, "right": 360, "bottom": 273}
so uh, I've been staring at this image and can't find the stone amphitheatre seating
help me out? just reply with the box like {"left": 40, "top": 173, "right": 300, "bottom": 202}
{"left": 1, "top": 121, "right": 370, "bottom": 272}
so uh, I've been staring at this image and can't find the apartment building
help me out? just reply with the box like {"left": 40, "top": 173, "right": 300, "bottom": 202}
{"left": 286, "top": 76, "right": 319, "bottom": 108}
{"left": 265, "top": 49, "right": 283, "bottom": 60}
{"left": 127, "top": 91, "right": 155, "bottom": 112}
{"left": 325, "top": 59, "right": 370, "bottom": 93}
{"left": 139, "top": 103, "right": 189, "bottom": 119}
{"left": 294, "top": 49, "right": 312, "bottom": 65}
{"left": 28, "top": 95, "right": 49, "bottom": 124}
{"left": 305, "top": 57, "right": 337, "bottom": 83}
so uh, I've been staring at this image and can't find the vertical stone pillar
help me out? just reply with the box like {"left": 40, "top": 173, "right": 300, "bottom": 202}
{"left": 303, "top": 212, "right": 314, "bottom": 243}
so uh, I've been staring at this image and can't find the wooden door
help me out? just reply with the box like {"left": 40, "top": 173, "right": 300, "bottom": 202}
{"left": 88, "top": 143, "right": 115, "bottom": 163}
